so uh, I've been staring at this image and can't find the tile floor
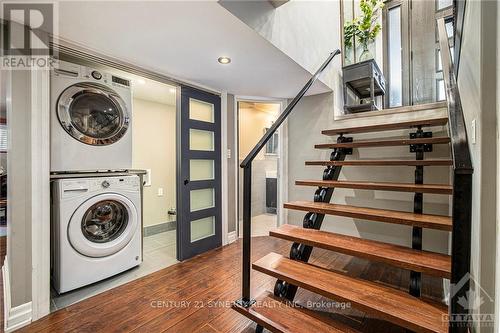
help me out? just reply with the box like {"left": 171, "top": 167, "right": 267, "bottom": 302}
{"left": 239, "top": 213, "right": 277, "bottom": 237}
{"left": 51, "top": 230, "right": 178, "bottom": 311}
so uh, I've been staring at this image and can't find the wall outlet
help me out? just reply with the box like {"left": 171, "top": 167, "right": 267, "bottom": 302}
{"left": 157, "top": 187, "right": 164, "bottom": 196}
{"left": 471, "top": 119, "right": 476, "bottom": 144}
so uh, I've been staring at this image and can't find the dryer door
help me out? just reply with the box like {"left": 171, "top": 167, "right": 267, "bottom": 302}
{"left": 68, "top": 193, "right": 138, "bottom": 258}
{"left": 57, "top": 82, "right": 130, "bottom": 146}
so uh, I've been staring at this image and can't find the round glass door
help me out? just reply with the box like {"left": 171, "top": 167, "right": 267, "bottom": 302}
{"left": 68, "top": 193, "right": 138, "bottom": 258}
{"left": 81, "top": 200, "right": 129, "bottom": 243}
{"left": 57, "top": 83, "right": 129, "bottom": 146}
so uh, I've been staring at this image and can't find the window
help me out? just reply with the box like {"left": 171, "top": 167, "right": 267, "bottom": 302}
{"left": 387, "top": 5, "right": 403, "bottom": 107}
{"left": 264, "top": 128, "right": 278, "bottom": 155}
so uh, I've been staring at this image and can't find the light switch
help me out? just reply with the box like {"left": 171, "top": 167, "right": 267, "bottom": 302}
{"left": 227, "top": 149, "right": 231, "bottom": 159}
{"left": 471, "top": 119, "right": 476, "bottom": 144}
{"left": 158, "top": 188, "right": 164, "bottom": 196}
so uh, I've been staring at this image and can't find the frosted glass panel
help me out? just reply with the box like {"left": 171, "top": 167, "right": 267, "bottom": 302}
{"left": 190, "top": 159, "right": 214, "bottom": 181}
{"left": 190, "top": 98, "right": 214, "bottom": 123}
{"left": 388, "top": 6, "right": 402, "bottom": 107}
{"left": 191, "top": 216, "right": 215, "bottom": 242}
{"left": 190, "top": 188, "right": 215, "bottom": 212}
{"left": 190, "top": 129, "right": 214, "bottom": 151}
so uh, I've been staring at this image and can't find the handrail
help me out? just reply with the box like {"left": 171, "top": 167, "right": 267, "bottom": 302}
{"left": 241, "top": 49, "right": 341, "bottom": 168}
{"left": 437, "top": 17, "right": 473, "bottom": 333}
{"left": 236, "top": 50, "right": 340, "bottom": 308}
{"left": 436, "top": 18, "right": 473, "bottom": 174}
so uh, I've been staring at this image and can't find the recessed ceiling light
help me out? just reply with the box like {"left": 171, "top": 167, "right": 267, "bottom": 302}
{"left": 218, "top": 56, "right": 231, "bottom": 64}
{"left": 137, "top": 79, "right": 146, "bottom": 85}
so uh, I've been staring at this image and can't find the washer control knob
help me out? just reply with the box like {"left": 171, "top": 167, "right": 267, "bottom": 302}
{"left": 91, "top": 71, "right": 102, "bottom": 80}
{"left": 102, "top": 180, "right": 110, "bottom": 188}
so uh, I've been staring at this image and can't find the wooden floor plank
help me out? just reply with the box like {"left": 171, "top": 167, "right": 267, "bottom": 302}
{"left": 315, "top": 136, "right": 450, "bottom": 149}
{"left": 253, "top": 253, "right": 448, "bottom": 333}
{"left": 270, "top": 224, "right": 451, "bottom": 278}
{"left": 284, "top": 201, "right": 453, "bottom": 231}
{"left": 305, "top": 159, "right": 453, "bottom": 166}
{"left": 295, "top": 179, "right": 453, "bottom": 194}
{"left": 321, "top": 117, "right": 448, "bottom": 136}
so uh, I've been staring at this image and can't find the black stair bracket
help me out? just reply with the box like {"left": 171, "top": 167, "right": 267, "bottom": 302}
{"left": 274, "top": 135, "right": 352, "bottom": 301}
{"left": 410, "top": 127, "right": 426, "bottom": 298}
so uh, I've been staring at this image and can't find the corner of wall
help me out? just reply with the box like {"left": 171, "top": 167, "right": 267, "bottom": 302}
{"left": 3, "top": 259, "right": 33, "bottom": 332}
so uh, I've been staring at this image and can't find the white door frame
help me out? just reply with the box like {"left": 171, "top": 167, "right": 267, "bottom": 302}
{"left": 234, "top": 96, "right": 288, "bottom": 238}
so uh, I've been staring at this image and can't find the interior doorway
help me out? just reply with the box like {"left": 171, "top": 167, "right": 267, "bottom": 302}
{"left": 237, "top": 100, "right": 283, "bottom": 238}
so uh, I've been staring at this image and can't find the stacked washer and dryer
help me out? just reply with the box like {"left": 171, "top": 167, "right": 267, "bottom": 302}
{"left": 50, "top": 61, "right": 142, "bottom": 293}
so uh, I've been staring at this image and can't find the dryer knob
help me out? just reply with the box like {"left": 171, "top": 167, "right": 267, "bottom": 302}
{"left": 91, "top": 71, "right": 102, "bottom": 80}
{"left": 101, "top": 180, "right": 110, "bottom": 188}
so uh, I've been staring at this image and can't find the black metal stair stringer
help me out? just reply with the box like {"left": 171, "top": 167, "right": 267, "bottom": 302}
{"left": 273, "top": 135, "right": 351, "bottom": 301}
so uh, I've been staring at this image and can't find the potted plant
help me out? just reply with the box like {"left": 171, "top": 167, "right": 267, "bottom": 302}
{"left": 344, "top": 0, "right": 384, "bottom": 63}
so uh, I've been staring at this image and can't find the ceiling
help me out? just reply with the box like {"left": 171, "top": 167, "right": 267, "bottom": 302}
{"left": 52, "top": 1, "right": 330, "bottom": 98}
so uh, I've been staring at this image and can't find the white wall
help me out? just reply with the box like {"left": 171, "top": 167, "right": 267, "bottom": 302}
{"left": 132, "top": 98, "right": 176, "bottom": 227}
{"left": 458, "top": 1, "right": 498, "bottom": 332}
{"left": 7, "top": 70, "right": 33, "bottom": 307}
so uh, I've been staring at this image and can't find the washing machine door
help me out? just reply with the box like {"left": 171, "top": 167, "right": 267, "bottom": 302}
{"left": 57, "top": 82, "right": 129, "bottom": 146}
{"left": 68, "top": 193, "right": 138, "bottom": 258}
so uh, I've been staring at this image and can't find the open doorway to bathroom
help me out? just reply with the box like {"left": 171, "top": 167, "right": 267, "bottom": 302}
{"left": 237, "top": 101, "right": 282, "bottom": 237}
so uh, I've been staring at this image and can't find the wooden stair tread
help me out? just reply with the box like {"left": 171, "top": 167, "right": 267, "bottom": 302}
{"left": 253, "top": 253, "right": 448, "bottom": 333}
{"left": 295, "top": 179, "right": 453, "bottom": 194}
{"left": 322, "top": 117, "right": 448, "bottom": 136}
{"left": 315, "top": 136, "right": 450, "bottom": 149}
{"left": 270, "top": 224, "right": 451, "bottom": 278}
{"left": 305, "top": 159, "right": 453, "bottom": 166}
{"left": 284, "top": 201, "right": 452, "bottom": 231}
{"left": 232, "top": 291, "right": 360, "bottom": 333}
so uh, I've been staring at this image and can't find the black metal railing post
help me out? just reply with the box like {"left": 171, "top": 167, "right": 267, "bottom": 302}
{"left": 240, "top": 163, "right": 253, "bottom": 306}
{"left": 234, "top": 50, "right": 340, "bottom": 308}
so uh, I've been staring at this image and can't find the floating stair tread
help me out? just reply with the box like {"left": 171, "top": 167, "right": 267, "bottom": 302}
{"left": 232, "top": 290, "right": 360, "bottom": 333}
{"left": 284, "top": 201, "right": 452, "bottom": 231}
{"left": 295, "top": 180, "right": 453, "bottom": 195}
{"left": 270, "top": 224, "right": 451, "bottom": 278}
{"left": 305, "top": 159, "right": 453, "bottom": 166}
{"left": 253, "top": 253, "right": 448, "bottom": 333}
{"left": 322, "top": 117, "right": 448, "bottom": 136}
{"left": 315, "top": 136, "right": 451, "bottom": 149}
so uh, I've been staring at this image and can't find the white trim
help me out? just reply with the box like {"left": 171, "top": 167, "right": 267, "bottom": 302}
{"left": 227, "top": 231, "right": 237, "bottom": 244}
{"left": 30, "top": 66, "right": 51, "bottom": 321}
{"left": 221, "top": 92, "right": 229, "bottom": 246}
{"left": 3, "top": 260, "right": 33, "bottom": 332}
{"left": 234, "top": 96, "right": 288, "bottom": 238}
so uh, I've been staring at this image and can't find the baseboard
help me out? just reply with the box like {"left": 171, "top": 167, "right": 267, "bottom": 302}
{"left": 227, "top": 231, "right": 237, "bottom": 244}
{"left": 3, "top": 260, "right": 33, "bottom": 332}
{"left": 143, "top": 220, "right": 176, "bottom": 237}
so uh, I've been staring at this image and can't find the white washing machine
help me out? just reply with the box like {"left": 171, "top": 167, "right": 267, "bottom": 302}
{"left": 50, "top": 60, "right": 133, "bottom": 172}
{"left": 51, "top": 175, "right": 142, "bottom": 293}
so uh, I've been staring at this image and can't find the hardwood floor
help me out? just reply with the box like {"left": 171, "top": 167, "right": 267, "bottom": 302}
{"left": 16, "top": 236, "right": 445, "bottom": 333}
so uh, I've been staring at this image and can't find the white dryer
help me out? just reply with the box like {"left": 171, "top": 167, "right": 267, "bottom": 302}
{"left": 51, "top": 175, "right": 142, "bottom": 293}
{"left": 50, "top": 61, "right": 133, "bottom": 172}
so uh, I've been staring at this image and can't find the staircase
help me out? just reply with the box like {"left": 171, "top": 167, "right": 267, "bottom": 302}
{"left": 233, "top": 18, "right": 472, "bottom": 333}
{"left": 235, "top": 118, "right": 452, "bottom": 333}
